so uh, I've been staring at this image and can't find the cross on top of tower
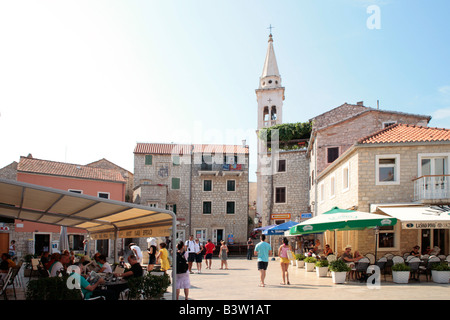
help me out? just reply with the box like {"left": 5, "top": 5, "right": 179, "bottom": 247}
{"left": 267, "top": 24, "right": 274, "bottom": 35}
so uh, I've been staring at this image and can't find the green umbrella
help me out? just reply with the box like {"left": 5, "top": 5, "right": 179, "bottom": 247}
{"left": 289, "top": 207, "right": 397, "bottom": 235}
{"left": 289, "top": 207, "right": 397, "bottom": 260}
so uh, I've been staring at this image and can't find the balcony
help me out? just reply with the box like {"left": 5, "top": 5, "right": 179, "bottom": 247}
{"left": 414, "top": 175, "right": 450, "bottom": 203}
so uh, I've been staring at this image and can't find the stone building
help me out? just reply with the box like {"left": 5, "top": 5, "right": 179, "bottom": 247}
{"left": 315, "top": 124, "right": 450, "bottom": 256}
{"left": 308, "top": 102, "right": 431, "bottom": 216}
{"left": 133, "top": 142, "right": 249, "bottom": 246}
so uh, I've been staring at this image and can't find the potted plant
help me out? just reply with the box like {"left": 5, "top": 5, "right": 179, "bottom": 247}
{"left": 392, "top": 263, "right": 411, "bottom": 284}
{"left": 304, "top": 257, "right": 317, "bottom": 272}
{"left": 431, "top": 262, "right": 450, "bottom": 284}
{"left": 315, "top": 259, "right": 329, "bottom": 277}
{"left": 329, "top": 259, "right": 350, "bottom": 284}
{"left": 295, "top": 254, "right": 306, "bottom": 268}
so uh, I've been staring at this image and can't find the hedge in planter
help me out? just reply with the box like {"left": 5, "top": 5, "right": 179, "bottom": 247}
{"left": 26, "top": 275, "right": 82, "bottom": 300}
{"left": 431, "top": 262, "right": 450, "bottom": 284}
{"left": 127, "top": 272, "right": 171, "bottom": 300}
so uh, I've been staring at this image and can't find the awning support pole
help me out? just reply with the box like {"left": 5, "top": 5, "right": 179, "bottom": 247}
{"left": 171, "top": 213, "right": 177, "bottom": 300}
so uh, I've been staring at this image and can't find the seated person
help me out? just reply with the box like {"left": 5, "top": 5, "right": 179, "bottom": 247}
{"left": 98, "top": 254, "right": 112, "bottom": 273}
{"left": 40, "top": 252, "right": 50, "bottom": 266}
{"left": 410, "top": 245, "right": 420, "bottom": 257}
{"left": 50, "top": 253, "right": 70, "bottom": 277}
{"left": 114, "top": 254, "right": 143, "bottom": 279}
{"left": 323, "top": 244, "right": 333, "bottom": 256}
{"left": 68, "top": 267, "right": 111, "bottom": 300}
{"left": 0, "top": 253, "right": 16, "bottom": 274}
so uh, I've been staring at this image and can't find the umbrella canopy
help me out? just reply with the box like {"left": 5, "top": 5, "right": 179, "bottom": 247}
{"left": 253, "top": 224, "right": 277, "bottom": 232}
{"left": 289, "top": 207, "right": 397, "bottom": 235}
{"left": 264, "top": 220, "right": 298, "bottom": 235}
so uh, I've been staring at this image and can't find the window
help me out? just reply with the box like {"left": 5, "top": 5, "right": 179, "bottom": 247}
{"left": 68, "top": 189, "right": 83, "bottom": 194}
{"left": 378, "top": 226, "right": 396, "bottom": 249}
{"left": 376, "top": 155, "right": 400, "bottom": 185}
{"left": 342, "top": 164, "right": 350, "bottom": 191}
{"left": 166, "top": 204, "right": 177, "bottom": 214}
{"left": 224, "top": 155, "right": 238, "bottom": 165}
{"left": 227, "top": 180, "right": 236, "bottom": 192}
{"left": 319, "top": 183, "right": 325, "bottom": 203}
{"left": 172, "top": 155, "right": 180, "bottom": 166}
{"left": 226, "top": 201, "right": 235, "bottom": 214}
{"left": 275, "top": 187, "right": 286, "bottom": 203}
{"left": 203, "top": 201, "right": 212, "bottom": 214}
{"left": 172, "top": 177, "right": 180, "bottom": 190}
{"left": 327, "top": 147, "right": 339, "bottom": 163}
{"left": 98, "top": 192, "right": 110, "bottom": 199}
{"left": 203, "top": 180, "right": 212, "bottom": 192}
{"left": 147, "top": 202, "right": 158, "bottom": 208}
{"left": 330, "top": 176, "right": 336, "bottom": 198}
{"left": 277, "top": 159, "right": 286, "bottom": 172}
{"left": 145, "top": 155, "right": 153, "bottom": 165}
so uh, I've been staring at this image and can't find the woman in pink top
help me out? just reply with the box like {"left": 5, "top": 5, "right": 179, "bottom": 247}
{"left": 278, "top": 237, "right": 292, "bottom": 285}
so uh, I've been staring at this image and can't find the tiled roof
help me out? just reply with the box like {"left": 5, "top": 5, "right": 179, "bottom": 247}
{"left": 134, "top": 143, "right": 249, "bottom": 155}
{"left": 358, "top": 124, "right": 450, "bottom": 144}
{"left": 17, "top": 157, "right": 126, "bottom": 182}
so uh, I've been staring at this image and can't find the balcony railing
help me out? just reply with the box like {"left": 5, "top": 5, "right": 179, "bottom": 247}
{"left": 414, "top": 175, "right": 450, "bottom": 202}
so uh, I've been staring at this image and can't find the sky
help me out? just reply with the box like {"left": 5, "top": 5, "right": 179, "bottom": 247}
{"left": 0, "top": 0, "right": 449, "bottom": 182}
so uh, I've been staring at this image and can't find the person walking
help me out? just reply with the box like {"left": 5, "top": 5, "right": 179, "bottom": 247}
{"left": 194, "top": 238, "right": 203, "bottom": 273}
{"left": 254, "top": 234, "right": 272, "bottom": 287}
{"left": 185, "top": 235, "right": 196, "bottom": 274}
{"left": 157, "top": 242, "right": 170, "bottom": 274}
{"left": 219, "top": 240, "right": 229, "bottom": 270}
{"left": 247, "top": 238, "right": 254, "bottom": 260}
{"left": 204, "top": 239, "right": 215, "bottom": 269}
{"left": 174, "top": 241, "right": 190, "bottom": 300}
{"left": 278, "top": 237, "right": 292, "bottom": 285}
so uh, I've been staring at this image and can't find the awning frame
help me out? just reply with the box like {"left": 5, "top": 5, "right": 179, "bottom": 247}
{"left": 0, "top": 178, "right": 178, "bottom": 299}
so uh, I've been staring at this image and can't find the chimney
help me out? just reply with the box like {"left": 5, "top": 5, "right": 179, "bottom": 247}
{"left": 356, "top": 101, "right": 364, "bottom": 106}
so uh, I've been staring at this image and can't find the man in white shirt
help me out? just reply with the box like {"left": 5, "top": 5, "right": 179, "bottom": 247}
{"left": 185, "top": 235, "right": 196, "bottom": 274}
{"left": 50, "top": 254, "right": 70, "bottom": 277}
{"left": 129, "top": 243, "right": 143, "bottom": 264}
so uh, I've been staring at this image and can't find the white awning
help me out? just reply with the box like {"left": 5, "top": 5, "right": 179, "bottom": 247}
{"left": 0, "top": 178, "right": 176, "bottom": 237}
{"left": 375, "top": 205, "right": 450, "bottom": 229}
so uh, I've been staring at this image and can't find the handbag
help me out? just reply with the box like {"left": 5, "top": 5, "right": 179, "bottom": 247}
{"left": 287, "top": 249, "right": 294, "bottom": 261}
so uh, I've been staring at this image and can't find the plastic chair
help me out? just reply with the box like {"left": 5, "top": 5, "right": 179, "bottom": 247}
{"left": 405, "top": 255, "right": 416, "bottom": 263}
{"left": 354, "top": 258, "right": 370, "bottom": 282}
{"left": 392, "top": 256, "right": 404, "bottom": 265}
{"left": 0, "top": 268, "right": 13, "bottom": 300}
{"left": 326, "top": 254, "right": 337, "bottom": 263}
{"left": 6, "top": 262, "right": 23, "bottom": 300}
{"left": 418, "top": 256, "right": 440, "bottom": 281}
{"left": 407, "top": 257, "right": 421, "bottom": 281}
{"left": 375, "top": 257, "right": 388, "bottom": 281}
{"left": 365, "top": 253, "right": 375, "bottom": 265}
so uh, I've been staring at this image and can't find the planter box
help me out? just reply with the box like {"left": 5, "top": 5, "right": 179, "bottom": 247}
{"left": 296, "top": 260, "right": 305, "bottom": 268}
{"left": 305, "top": 262, "right": 315, "bottom": 272}
{"left": 331, "top": 271, "right": 347, "bottom": 284}
{"left": 392, "top": 271, "right": 410, "bottom": 284}
{"left": 316, "top": 266, "right": 328, "bottom": 277}
{"left": 431, "top": 270, "right": 450, "bottom": 284}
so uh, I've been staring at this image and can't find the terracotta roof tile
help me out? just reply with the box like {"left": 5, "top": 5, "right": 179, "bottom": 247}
{"left": 134, "top": 143, "right": 249, "bottom": 155}
{"left": 17, "top": 157, "right": 126, "bottom": 182}
{"left": 358, "top": 124, "right": 450, "bottom": 144}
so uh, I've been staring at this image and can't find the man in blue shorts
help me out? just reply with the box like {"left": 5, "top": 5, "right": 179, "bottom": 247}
{"left": 254, "top": 234, "right": 272, "bottom": 287}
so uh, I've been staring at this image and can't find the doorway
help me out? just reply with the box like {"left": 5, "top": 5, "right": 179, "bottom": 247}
{"left": 214, "top": 228, "right": 224, "bottom": 247}
{"left": 35, "top": 234, "right": 50, "bottom": 255}
{"left": 421, "top": 229, "right": 449, "bottom": 255}
{"left": 0, "top": 233, "right": 9, "bottom": 255}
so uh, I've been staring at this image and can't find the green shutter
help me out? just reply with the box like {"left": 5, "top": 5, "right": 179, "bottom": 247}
{"left": 173, "top": 204, "right": 177, "bottom": 214}
{"left": 145, "top": 155, "right": 153, "bottom": 165}
{"left": 172, "top": 178, "right": 180, "bottom": 190}
{"left": 173, "top": 155, "right": 180, "bottom": 166}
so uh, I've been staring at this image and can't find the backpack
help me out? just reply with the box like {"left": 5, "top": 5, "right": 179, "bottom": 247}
{"left": 177, "top": 252, "right": 188, "bottom": 274}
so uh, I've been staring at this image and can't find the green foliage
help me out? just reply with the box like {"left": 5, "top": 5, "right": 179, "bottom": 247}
{"left": 432, "top": 262, "right": 450, "bottom": 271}
{"left": 315, "top": 260, "right": 329, "bottom": 267}
{"left": 392, "top": 263, "right": 410, "bottom": 272}
{"left": 329, "top": 259, "right": 351, "bottom": 272}
{"left": 258, "top": 122, "right": 312, "bottom": 150}
{"left": 26, "top": 276, "right": 82, "bottom": 300}
{"left": 127, "top": 273, "right": 171, "bottom": 300}
{"left": 304, "top": 257, "right": 317, "bottom": 263}
{"left": 295, "top": 254, "right": 306, "bottom": 261}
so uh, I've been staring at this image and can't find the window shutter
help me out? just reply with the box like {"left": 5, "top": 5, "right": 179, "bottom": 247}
{"left": 145, "top": 155, "right": 153, "bottom": 165}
